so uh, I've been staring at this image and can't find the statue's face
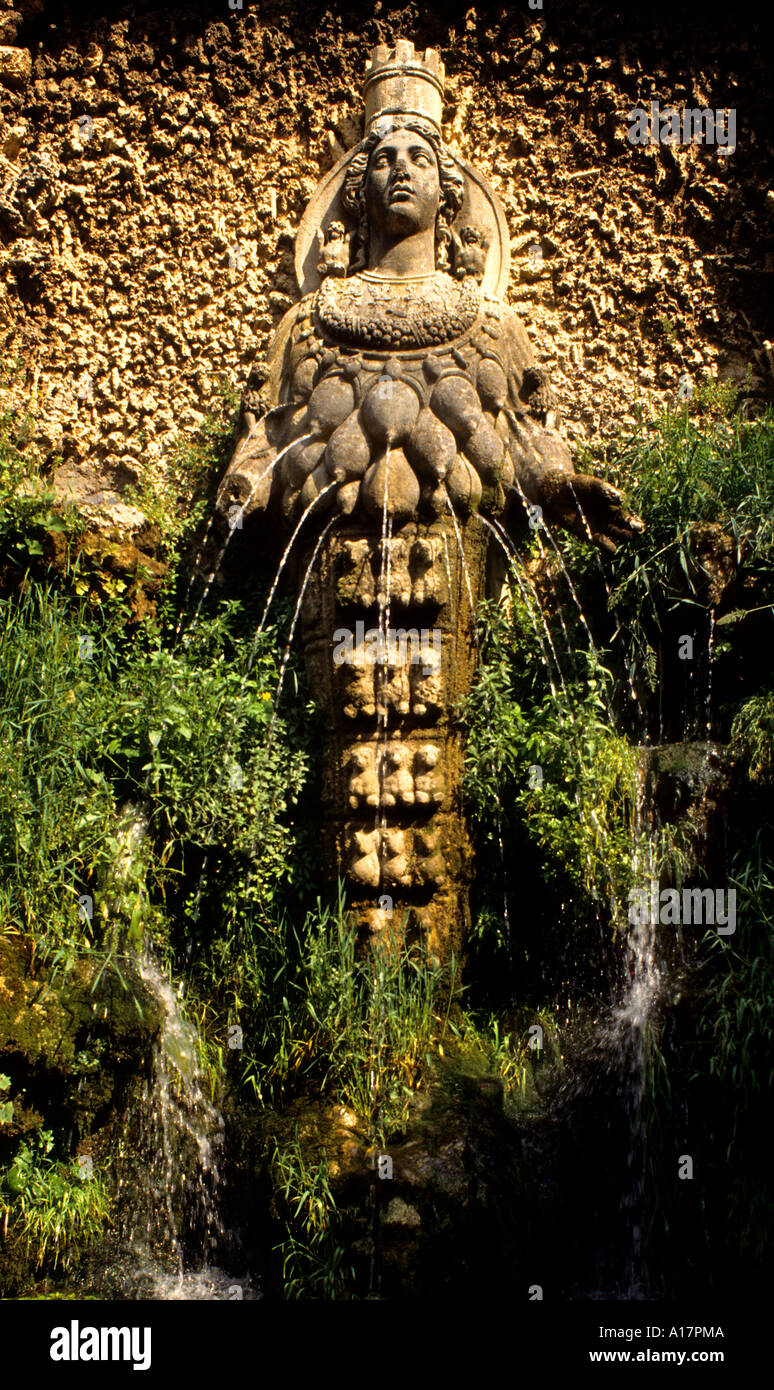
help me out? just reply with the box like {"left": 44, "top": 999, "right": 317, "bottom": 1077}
{"left": 365, "top": 129, "right": 441, "bottom": 239}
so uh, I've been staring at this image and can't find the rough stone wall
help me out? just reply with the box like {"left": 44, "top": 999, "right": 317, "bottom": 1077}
{"left": 1, "top": 0, "right": 771, "bottom": 532}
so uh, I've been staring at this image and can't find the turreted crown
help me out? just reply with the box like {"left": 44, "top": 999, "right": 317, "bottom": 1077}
{"left": 364, "top": 40, "right": 445, "bottom": 134}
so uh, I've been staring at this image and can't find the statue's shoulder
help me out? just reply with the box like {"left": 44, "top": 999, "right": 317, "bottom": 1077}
{"left": 477, "top": 290, "right": 522, "bottom": 335}
{"left": 275, "top": 293, "right": 316, "bottom": 345}
{"left": 240, "top": 296, "right": 316, "bottom": 413}
{"left": 264, "top": 293, "right": 318, "bottom": 372}
{"left": 473, "top": 292, "right": 536, "bottom": 374}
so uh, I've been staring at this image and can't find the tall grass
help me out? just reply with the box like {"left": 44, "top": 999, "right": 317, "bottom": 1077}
{"left": 0, "top": 1131, "right": 109, "bottom": 1286}
{"left": 0, "top": 587, "right": 118, "bottom": 961}
{"left": 462, "top": 593, "right": 640, "bottom": 932}
{"left": 0, "top": 584, "right": 309, "bottom": 969}
{"left": 600, "top": 407, "right": 774, "bottom": 679}
{"left": 269, "top": 1136, "right": 356, "bottom": 1300}
{"left": 226, "top": 885, "right": 447, "bottom": 1142}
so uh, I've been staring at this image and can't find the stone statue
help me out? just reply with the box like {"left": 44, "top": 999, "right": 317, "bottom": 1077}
{"left": 451, "top": 224, "right": 491, "bottom": 283}
{"left": 316, "top": 220, "right": 351, "bottom": 278}
{"left": 215, "top": 41, "right": 641, "bottom": 962}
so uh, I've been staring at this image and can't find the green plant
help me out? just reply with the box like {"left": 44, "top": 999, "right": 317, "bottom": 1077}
{"left": 0, "top": 587, "right": 120, "bottom": 957}
{"left": 690, "top": 375, "right": 743, "bottom": 420}
{"left": 689, "top": 815, "right": 774, "bottom": 1269}
{"left": 0, "top": 394, "right": 88, "bottom": 579}
{"left": 656, "top": 313, "right": 679, "bottom": 347}
{"left": 0, "top": 1131, "right": 109, "bottom": 1278}
{"left": 124, "top": 379, "right": 239, "bottom": 559}
{"left": 462, "top": 593, "right": 640, "bottom": 927}
{"left": 0, "top": 1073, "right": 12, "bottom": 1126}
{"left": 0, "top": 569, "right": 311, "bottom": 1070}
{"left": 600, "top": 406, "right": 774, "bottom": 653}
{"left": 448, "top": 1007, "right": 563, "bottom": 1112}
{"left": 705, "top": 823, "right": 774, "bottom": 1102}
{"left": 226, "top": 885, "right": 446, "bottom": 1141}
{"left": 731, "top": 692, "right": 774, "bottom": 783}
{"left": 269, "top": 1135, "right": 356, "bottom": 1300}
{"left": 301, "top": 890, "right": 446, "bottom": 1138}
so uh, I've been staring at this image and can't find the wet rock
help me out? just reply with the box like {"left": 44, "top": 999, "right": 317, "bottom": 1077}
{"left": 641, "top": 741, "right": 733, "bottom": 881}
{"left": 261, "top": 1098, "right": 367, "bottom": 1184}
{"left": 0, "top": 937, "right": 163, "bottom": 1077}
{"left": 0, "top": 934, "right": 164, "bottom": 1183}
{"left": 688, "top": 521, "right": 744, "bottom": 606}
{"left": 260, "top": 1054, "right": 527, "bottom": 1298}
{"left": 373, "top": 1063, "right": 525, "bottom": 1297}
{"left": 383, "top": 1196, "right": 421, "bottom": 1228}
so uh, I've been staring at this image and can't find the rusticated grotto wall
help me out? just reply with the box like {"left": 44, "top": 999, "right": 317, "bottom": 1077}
{"left": 0, "top": 0, "right": 772, "bottom": 533}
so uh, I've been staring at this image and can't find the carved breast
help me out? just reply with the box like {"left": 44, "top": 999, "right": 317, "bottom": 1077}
{"left": 277, "top": 273, "right": 519, "bottom": 525}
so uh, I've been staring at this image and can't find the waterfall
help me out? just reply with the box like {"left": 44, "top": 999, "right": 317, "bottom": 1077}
{"left": 610, "top": 761, "right": 664, "bottom": 1296}
{"left": 515, "top": 750, "right": 669, "bottom": 1300}
{"left": 95, "top": 952, "right": 261, "bottom": 1300}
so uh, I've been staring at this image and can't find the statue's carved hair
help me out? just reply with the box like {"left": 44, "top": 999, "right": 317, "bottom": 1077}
{"left": 341, "top": 119, "right": 464, "bottom": 273}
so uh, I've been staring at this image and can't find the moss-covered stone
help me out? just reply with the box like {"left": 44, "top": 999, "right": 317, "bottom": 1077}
{"left": 0, "top": 936, "right": 163, "bottom": 1170}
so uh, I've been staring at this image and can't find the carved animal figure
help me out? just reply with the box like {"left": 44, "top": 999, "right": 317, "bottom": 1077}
{"left": 452, "top": 224, "right": 491, "bottom": 283}
{"left": 349, "top": 828, "right": 381, "bottom": 888}
{"left": 316, "top": 221, "right": 351, "bottom": 278}
{"left": 376, "top": 658, "right": 410, "bottom": 717}
{"left": 348, "top": 744, "right": 380, "bottom": 808}
{"left": 336, "top": 539, "right": 376, "bottom": 606}
{"left": 414, "top": 745, "right": 444, "bottom": 805}
{"left": 382, "top": 829, "right": 412, "bottom": 889}
{"left": 410, "top": 538, "right": 446, "bottom": 605}
{"left": 341, "top": 644, "right": 376, "bottom": 719}
{"left": 410, "top": 648, "right": 443, "bottom": 716}
{"left": 413, "top": 827, "right": 446, "bottom": 885}
{"left": 380, "top": 536, "right": 412, "bottom": 605}
{"left": 381, "top": 744, "right": 415, "bottom": 806}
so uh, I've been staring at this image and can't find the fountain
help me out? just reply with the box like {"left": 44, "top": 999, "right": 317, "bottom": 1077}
{"left": 1, "top": 26, "right": 769, "bottom": 1320}
{"left": 214, "top": 40, "right": 641, "bottom": 963}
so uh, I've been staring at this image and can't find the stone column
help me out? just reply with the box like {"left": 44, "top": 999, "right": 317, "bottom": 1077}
{"left": 299, "top": 514, "right": 489, "bottom": 964}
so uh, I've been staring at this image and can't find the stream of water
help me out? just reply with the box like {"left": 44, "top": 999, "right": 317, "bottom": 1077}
{"left": 90, "top": 953, "right": 261, "bottom": 1301}
{"left": 612, "top": 764, "right": 664, "bottom": 1297}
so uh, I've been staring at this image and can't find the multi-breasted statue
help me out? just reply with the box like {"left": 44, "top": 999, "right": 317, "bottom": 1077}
{"left": 216, "top": 42, "right": 639, "bottom": 961}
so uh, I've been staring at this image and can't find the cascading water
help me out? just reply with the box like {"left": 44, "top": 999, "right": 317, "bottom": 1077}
{"left": 443, "top": 489, "right": 478, "bottom": 634}
{"left": 478, "top": 514, "right": 566, "bottom": 704}
{"left": 609, "top": 762, "right": 664, "bottom": 1297}
{"left": 491, "top": 521, "right": 676, "bottom": 1299}
{"left": 517, "top": 752, "right": 667, "bottom": 1301}
{"left": 268, "top": 513, "right": 340, "bottom": 728}
{"left": 187, "top": 503, "right": 340, "bottom": 927}
{"left": 93, "top": 952, "right": 260, "bottom": 1300}
{"left": 187, "top": 430, "right": 314, "bottom": 631}
{"left": 257, "top": 475, "right": 337, "bottom": 635}
{"left": 510, "top": 478, "right": 615, "bottom": 722}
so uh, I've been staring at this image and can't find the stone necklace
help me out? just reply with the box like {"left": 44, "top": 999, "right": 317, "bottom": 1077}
{"left": 314, "top": 270, "right": 481, "bottom": 351}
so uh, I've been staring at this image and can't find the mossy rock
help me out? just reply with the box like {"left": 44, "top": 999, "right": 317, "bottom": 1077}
{"left": 0, "top": 938, "right": 162, "bottom": 1071}
{"left": 0, "top": 937, "right": 163, "bottom": 1148}
{"left": 374, "top": 1058, "right": 527, "bottom": 1298}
